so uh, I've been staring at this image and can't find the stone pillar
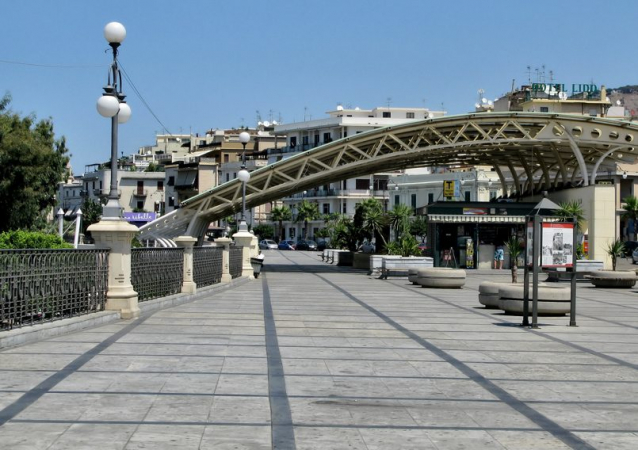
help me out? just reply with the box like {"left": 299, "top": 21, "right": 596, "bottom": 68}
{"left": 174, "top": 236, "right": 197, "bottom": 294}
{"left": 88, "top": 219, "right": 140, "bottom": 319}
{"left": 233, "top": 229, "right": 256, "bottom": 279}
{"left": 215, "top": 237, "right": 232, "bottom": 283}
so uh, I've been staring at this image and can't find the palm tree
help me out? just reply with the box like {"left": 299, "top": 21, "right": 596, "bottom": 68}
{"left": 295, "top": 200, "right": 320, "bottom": 239}
{"left": 605, "top": 239, "right": 626, "bottom": 271}
{"left": 359, "top": 198, "right": 387, "bottom": 248}
{"left": 505, "top": 237, "right": 524, "bottom": 283}
{"left": 622, "top": 195, "right": 638, "bottom": 241}
{"left": 269, "top": 206, "right": 291, "bottom": 242}
{"left": 554, "top": 200, "right": 586, "bottom": 232}
{"left": 387, "top": 204, "right": 412, "bottom": 240}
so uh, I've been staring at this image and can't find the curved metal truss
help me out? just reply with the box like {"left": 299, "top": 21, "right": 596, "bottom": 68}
{"left": 139, "top": 112, "right": 638, "bottom": 242}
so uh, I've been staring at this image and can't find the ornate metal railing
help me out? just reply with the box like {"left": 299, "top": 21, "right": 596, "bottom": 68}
{"left": 229, "top": 246, "right": 243, "bottom": 278}
{"left": 0, "top": 249, "right": 109, "bottom": 330}
{"left": 193, "top": 246, "right": 223, "bottom": 288}
{"left": 131, "top": 248, "right": 183, "bottom": 302}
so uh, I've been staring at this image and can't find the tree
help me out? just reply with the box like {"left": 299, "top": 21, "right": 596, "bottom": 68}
{"left": 252, "top": 224, "right": 274, "bottom": 240}
{"left": 554, "top": 200, "right": 586, "bottom": 233}
{"left": 410, "top": 216, "right": 428, "bottom": 242}
{"left": 387, "top": 204, "right": 413, "bottom": 240}
{"left": 81, "top": 198, "right": 103, "bottom": 239}
{"left": 359, "top": 198, "right": 387, "bottom": 248}
{"left": 0, "top": 94, "right": 70, "bottom": 231}
{"left": 505, "top": 236, "right": 524, "bottom": 283}
{"left": 622, "top": 195, "right": 638, "bottom": 241}
{"left": 295, "top": 199, "right": 320, "bottom": 239}
{"left": 605, "top": 239, "right": 625, "bottom": 271}
{"left": 269, "top": 206, "right": 292, "bottom": 242}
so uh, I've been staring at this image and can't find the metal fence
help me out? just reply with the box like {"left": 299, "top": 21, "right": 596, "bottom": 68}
{"left": 131, "top": 247, "right": 183, "bottom": 302}
{"left": 0, "top": 249, "right": 109, "bottom": 330}
{"left": 193, "top": 246, "right": 223, "bottom": 288}
{"left": 230, "top": 246, "right": 243, "bottom": 278}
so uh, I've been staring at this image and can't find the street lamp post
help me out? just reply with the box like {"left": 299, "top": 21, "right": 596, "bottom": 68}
{"left": 238, "top": 131, "right": 251, "bottom": 231}
{"left": 96, "top": 22, "right": 132, "bottom": 219}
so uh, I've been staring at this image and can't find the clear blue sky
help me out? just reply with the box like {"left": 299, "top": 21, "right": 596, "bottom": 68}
{"left": 2, "top": 0, "right": 637, "bottom": 174}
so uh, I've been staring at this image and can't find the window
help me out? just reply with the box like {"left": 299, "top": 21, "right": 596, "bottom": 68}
{"left": 428, "top": 193, "right": 434, "bottom": 204}
{"left": 224, "top": 154, "right": 229, "bottom": 163}
{"left": 137, "top": 201, "right": 144, "bottom": 210}
{"left": 343, "top": 202, "right": 347, "bottom": 213}
{"left": 355, "top": 179, "right": 370, "bottom": 190}
{"left": 290, "top": 137, "right": 297, "bottom": 147}
{"left": 323, "top": 132, "right": 331, "bottom": 143}
{"left": 540, "top": 106, "right": 549, "bottom": 113}
{"left": 168, "top": 196, "right": 175, "bottom": 207}
{"left": 465, "top": 191, "right": 471, "bottom": 202}
{"left": 342, "top": 180, "right": 347, "bottom": 190}
{"left": 314, "top": 134, "right": 320, "bottom": 145}
{"left": 323, "top": 203, "right": 330, "bottom": 214}
{"left": 168, "top": 176, "right": 175, "bottom": 186}
{"left": 226, "top": 173, "right": 230, "bottom": 182}
{"left": 411, "top": 194, "right": 417, "bottom": 213}
{"left": 383, "top": 112, "right": 391, "bottom": 118}
{"left": 406, "top": 112, "right": 415, "bottom": 119}
{"left": 157, "top": 181, "right": 163, "bottom": 191}
{"left": 394, "top": 194, "right": 400, "bottom": 206}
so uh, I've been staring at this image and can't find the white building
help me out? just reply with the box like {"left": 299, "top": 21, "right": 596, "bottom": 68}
{"left": 269, "top": 106, "right": 445, "bottom": 240}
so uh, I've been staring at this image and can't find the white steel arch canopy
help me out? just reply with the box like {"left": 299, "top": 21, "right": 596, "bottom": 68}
{"left": 139, "top": 112, "right": 638, "bottom": 242}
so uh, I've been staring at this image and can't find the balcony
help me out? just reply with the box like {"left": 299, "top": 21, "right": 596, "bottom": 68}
{"left": 133, "top": 189, "right": 148, "bottom": 197}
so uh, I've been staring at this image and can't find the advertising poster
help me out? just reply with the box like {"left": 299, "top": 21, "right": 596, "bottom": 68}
{"left": 541, "top": 223, "right": 574, "bottom": 268}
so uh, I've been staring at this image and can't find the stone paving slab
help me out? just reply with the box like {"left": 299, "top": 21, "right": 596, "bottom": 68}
{"left": 2, "top": 251, "right": 638, "bottom": 448}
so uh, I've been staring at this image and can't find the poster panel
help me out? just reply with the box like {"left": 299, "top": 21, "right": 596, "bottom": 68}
{"left": 541, "top": 223, "right": 574, "bottom": 268}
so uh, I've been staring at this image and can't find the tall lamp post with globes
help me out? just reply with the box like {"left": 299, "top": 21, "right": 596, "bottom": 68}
{"left": 95, "top": 21, "right": 132, "bottom": 219}
{"left": 88, "top": 22, "right": 139, "bottom": 319}
{"left": 238, "top": 131, "right": 251, "bottom": 231}
{"left": 234, "top": 131, "right": 257, "bottom": 278}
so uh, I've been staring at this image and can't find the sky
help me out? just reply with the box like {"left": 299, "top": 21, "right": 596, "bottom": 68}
{"left": 2, "top": 0, "right": 638, "bottom": 175}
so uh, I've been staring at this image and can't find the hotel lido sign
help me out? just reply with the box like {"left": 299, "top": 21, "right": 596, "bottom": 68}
{"left": 531, "top": 83, "right": 599, "bottom": 95}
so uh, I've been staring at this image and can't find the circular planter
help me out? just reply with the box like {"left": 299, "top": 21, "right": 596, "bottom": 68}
{"left": 498, "top": 284, "right": 570, "bottom": 315}
{"left": 478, "top": 281, "right": 506, "bottom": 308}
{"left": 408, "top": 268, "right": 420, "bottom": 285}
{"left": 416, "top": 267, "right": 466, "bottom": 289}
{"left": 586, "top": 270, "right": 637, "bottom": 288}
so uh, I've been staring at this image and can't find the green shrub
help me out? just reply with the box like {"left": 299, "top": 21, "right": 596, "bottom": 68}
{"left": 0, "top": 230, "right": 73, "bottom": 249}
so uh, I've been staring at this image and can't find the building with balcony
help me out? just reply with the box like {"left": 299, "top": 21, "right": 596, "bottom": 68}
{"left": 80, "top": 168, "right": 166, "bottom": 225}
{"left": 267, "top": 105, "right": 446, "bottom": 240}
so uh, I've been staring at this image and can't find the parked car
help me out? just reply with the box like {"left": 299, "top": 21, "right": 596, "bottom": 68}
{"left": 623, "top": 240, "right": 638, "bottom": 257}
{"left": 317, "top": 240, "right": 328, "bottom": 251}
{"left": 259, "top": 239, "right": 278, "bottom": 250}
{"left": 296, "top": 240, "right": 318, "bottom": 251}
{"left": 278, "top": 240, "right": 296, "bottom": 250}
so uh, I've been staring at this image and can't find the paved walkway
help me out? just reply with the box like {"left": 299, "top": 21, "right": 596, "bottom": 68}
{"left": 1, "top": 252, "right": 638, "bottom": 449}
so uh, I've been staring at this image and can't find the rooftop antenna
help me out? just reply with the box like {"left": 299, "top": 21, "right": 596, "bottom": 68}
{"left": 386, "top": 97, "right": 392, "bottom": 109}
{"left": 256, "top": 110, "right": 262, "bottom": 124}
{"left": 526, "top": 65, "right": 532, "bottom": 84}
{"left": 549, "top": 70, "right": 554, "bottom": 83}
{"left": 477, "top": 88, "right": 485, "bottom": 104}
{"left": 535, "top": 67, "right": 540, "bottom": 82}
{"left": 268, "top": 109, "right": 274, "bottom": 122}
{"left": 541, "top": 64, "right": 546, "bottom": 82}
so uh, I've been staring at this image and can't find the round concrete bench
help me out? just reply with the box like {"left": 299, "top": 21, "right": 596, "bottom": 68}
{"left": 408, "top": 268, "right": 420, "bottom": 285}
{"left": 478, "top": 281, "right": 505, "bottom": 308}
{"left": 498, "top": 284, "right": 570, "bottom": 315}
{"left": 585, "top": 270, "right": 637, "bottom": 288}
{"left": 416, "top": 267, "right": 466, "bottom": 289}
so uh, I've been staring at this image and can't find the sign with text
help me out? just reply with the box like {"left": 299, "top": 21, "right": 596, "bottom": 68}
{"left": 443, "top": 180, "right": 459, "bottom": 198}
{"left": 541, "top": 223, "right": 574, "bottom": 268}
{"left": 123, "top": 212, "right": 157, "bottom": 223}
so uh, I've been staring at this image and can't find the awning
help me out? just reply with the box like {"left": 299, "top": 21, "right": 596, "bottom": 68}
{"left": 428, "top": 214, "right": 527, "bottom": 223}
{"left": 175, "top": 170, "right": 197, "bottom": 188}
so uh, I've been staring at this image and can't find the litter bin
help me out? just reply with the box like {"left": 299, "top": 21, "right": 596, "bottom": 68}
{"left": 251, "top": 255, "right": 265, "bottom": 278}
